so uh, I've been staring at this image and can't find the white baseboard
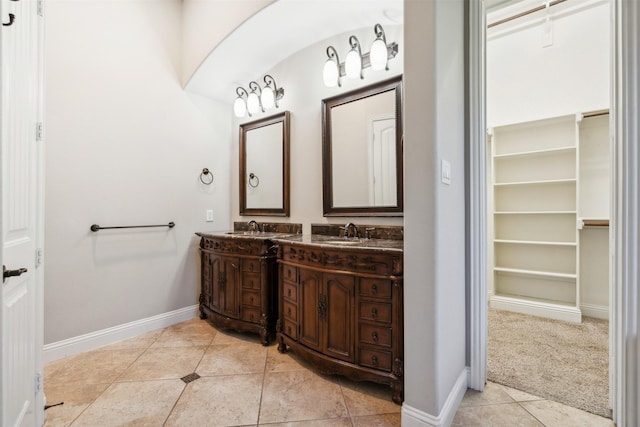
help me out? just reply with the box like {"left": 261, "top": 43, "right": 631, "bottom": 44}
{"left": 401, "top": 368, "right": 468, "bottom": 427}
{"left": 580, "top": 303, "right": 609, "bottom": 320}
{"left": 490, "top": 295, "right": 582, "bottom": 323}
{"left": 44, "top": 305, "right": 199, "bottom": 363}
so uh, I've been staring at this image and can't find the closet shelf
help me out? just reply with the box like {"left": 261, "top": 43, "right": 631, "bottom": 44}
{"left": 494, "top": 267, "right": 577, "bottom": 281}
{"left": 494, "top": 239, "right": 576, "bottom": 247}
{"left": 493, "top": 145, "right": 576, "bottom": 159}
{"left": 579, "top": 219, "right": 609, "bottom": 229}
{"left": 494, "top": 210, "right": 576, "bottom": 215}
{"left": 494, "top": 178, "right": 576, "bottom": 187}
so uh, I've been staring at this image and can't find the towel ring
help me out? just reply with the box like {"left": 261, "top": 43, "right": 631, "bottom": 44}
{"left": 200, "top": 168, "right": 214, "bottom": 185}
{"left": 248, "top": 173, "right": 260, "bottom": 188}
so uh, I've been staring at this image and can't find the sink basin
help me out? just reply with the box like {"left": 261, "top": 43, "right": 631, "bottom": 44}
{"left": 322, "top": 239, "right": 364, "bottom": 246}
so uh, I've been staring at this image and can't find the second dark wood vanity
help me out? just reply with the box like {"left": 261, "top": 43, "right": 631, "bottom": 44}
{"left": 273, "top": 231, "right": 404, "bottom": 404}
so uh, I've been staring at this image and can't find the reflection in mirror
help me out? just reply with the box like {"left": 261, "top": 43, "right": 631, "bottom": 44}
{"left": 322, "top": 76, "right": 403, "bottom": 216}
{"left": 240, "top": 111, "right": 290, "bottom": 216}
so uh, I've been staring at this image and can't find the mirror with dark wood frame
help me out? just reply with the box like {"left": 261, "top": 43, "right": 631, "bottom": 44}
{"left": 239, "top": 111, "right": 290, "bottom": 216}
{"left": 322, "top": 75, "right": 403, "bottom": 216}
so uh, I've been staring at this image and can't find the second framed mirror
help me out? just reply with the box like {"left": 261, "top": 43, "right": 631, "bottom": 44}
{"left": 239, "top": 111, "right": 290, "bottom": 216}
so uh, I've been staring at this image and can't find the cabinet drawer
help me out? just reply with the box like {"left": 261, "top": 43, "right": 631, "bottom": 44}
{"left": 241, "top": 307, "right": 261, "bottom": 324}
{"left": 283, "top": 300, "right": 297, "bottom": 322}
{"left": 282, "top": 264, "right": 297, "bottom": 282}
{"left": 359, "top": 323, "right": 392, "bottom": 347}
{"left": 242, "top": 272, "right": 261, "bottom": 290}
{"left": 282, "top": 320, "right": 298, "bottom": 340}
{"left": 360, "top": 301, "right": 392, "bottom": 323}
{"left": 243, "top": 259, "right": 260, "bottom": 273}
{"left": 283, "top": 281, "right": 298, "bottom": 302}
{"left": 242, "top": 290, "right": 261, "bottom": 307}
{"left": 360, "top": 278, "right": 392, "bottom": 299}
{"left": 359, "top": 347, "right": 392, "bottom": 372}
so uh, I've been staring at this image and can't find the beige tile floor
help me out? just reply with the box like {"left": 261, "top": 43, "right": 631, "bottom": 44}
{"left": 43, "top": 318, "right": 615, "bottom": 427}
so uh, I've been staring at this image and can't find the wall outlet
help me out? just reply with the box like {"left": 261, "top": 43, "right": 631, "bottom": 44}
{"left": 206, "top": 210, "right": 214, "bottom": 222}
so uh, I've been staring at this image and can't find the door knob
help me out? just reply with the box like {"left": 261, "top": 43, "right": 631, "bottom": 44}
{"left": 3, "top": 265, "right": 28, "bottom": 283}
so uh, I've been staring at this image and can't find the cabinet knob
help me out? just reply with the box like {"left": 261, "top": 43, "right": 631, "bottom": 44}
{"left": 287, "top": 307, "right": 292, "bottom": 316}
{"left": 287, "top": 289, "right": 292, "bottom": 297}
{"left": 371, "top": 307, "right": 378, "bottom": 318}
{"left": 371, "top": 331, "right": 379, "bottom": 342}
{"left": 371, "top": 284, "right": 378, "bottom": 294}
{"left": 371, "top": 355, "right": 378, "bottom": 365}
{"left": 287, "top": 326, "right": 292, "bottom": 334}
{"left": 250, "top": 297, "right": 254, "bottom": 304}
{"left": 250, "top": 314, "right": 254, "bottom": 321}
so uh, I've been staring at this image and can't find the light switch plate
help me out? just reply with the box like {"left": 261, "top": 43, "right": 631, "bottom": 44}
{"left": 206, "top": 210, "right": 214, "bottom": 222}
{"left": 441, "top": 160, "right": 451, "bottom": 185}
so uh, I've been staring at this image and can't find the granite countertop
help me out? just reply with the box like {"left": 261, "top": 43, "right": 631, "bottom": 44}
{"left": 196, "top": 231, "right": 403, "bottom": 253}
{"left": 272, "top": 234, "right": 404, "bottom": 253}
{"left": 196, "top": 231, "right": 298, "bottom": 240}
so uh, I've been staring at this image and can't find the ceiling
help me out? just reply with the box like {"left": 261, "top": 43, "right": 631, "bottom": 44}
{"left": 184, "top": 0, "right": 403, "bottom": 102}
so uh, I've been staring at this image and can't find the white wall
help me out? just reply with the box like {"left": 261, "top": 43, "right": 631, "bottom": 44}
{"left": 229, "top": 26, "right": 405, "bottom": 233}
{"left": 403, "top": 0, "right": 467, "bottom": 423}
{"left": 487, "top": 0, "right": 610, "bottom": 127}
{"left": 44, "top": 0, "right": 231, "bottom": 345}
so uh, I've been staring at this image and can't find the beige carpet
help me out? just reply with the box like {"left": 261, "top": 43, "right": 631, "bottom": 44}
{"left": 488, "top": 308, "right": 611, "bottom": 418}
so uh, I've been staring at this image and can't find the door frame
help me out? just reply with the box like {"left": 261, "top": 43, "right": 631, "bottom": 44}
{"left": 467, "top": 0, "right": 639, "bottom": 425}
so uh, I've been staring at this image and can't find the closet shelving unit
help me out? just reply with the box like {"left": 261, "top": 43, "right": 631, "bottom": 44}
{"left": 490, "top": 115, "right": 581, "bottom": 323}
{"left": 489, "top": 111, "right": 610, "bottom": 322}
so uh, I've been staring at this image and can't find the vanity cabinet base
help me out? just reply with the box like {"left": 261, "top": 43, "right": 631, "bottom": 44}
{"left": 200, "top": 305, "right": 271, "bottom": 346}
{"left": 197, "top": 233, "right": 278, "bottom": 347}
{"left": 277, "top": 330, "right": 403, "bottom": 404}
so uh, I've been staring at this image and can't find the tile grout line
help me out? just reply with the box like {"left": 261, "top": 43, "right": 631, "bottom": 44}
{"left": 336, "top": 377, "right": 356, "bottom": 427}
{"left": 62, "top": 332, "right": 164, "bottom": 426}
{"left": 255, "top": 341, "right": 270, "bottom": 426}
{"left": 516, "top": 400, "right": 550, "bottom": 427}
{"left": 161, "top": 327, "right": 216, "bottom": 426}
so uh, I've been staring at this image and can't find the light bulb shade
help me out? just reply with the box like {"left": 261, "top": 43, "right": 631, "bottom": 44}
{"left": 261, "top": 87, "right": 275, "bottom": 109}
{"left": 370, "top": 38, "right": 388, "bottom": 71}
{"left": 345, "top": 49, "right": 362, "bottom": 79}
{"left": 247, "top": 92, "right": 260, "bottom": 115}
{"left": 233, "top": 97, "right": 246, "bottom": 117}
{"left": 323, "top": 59, "right": 339, "bottom": 87}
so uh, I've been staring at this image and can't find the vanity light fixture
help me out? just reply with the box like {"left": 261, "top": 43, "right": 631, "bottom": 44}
{"left": 234, "top": 87, "right": 250, "bottom": 118}
{"left": 322, "top": 23, "right": 399, "bottom": 87}
{"left": 323, "top": 46, "right": 342, "bottom": 87}
{"left": 261, "top": 74, "right": 284, "bottom": 109}
{"left": 247, "top": 81, "right": 264, "bottom": 116}
{"left": 345, "top": 36, "right": 363, "bottom": 79}
{"left": 233, "top": 75, "right": 285, "bottom": 118}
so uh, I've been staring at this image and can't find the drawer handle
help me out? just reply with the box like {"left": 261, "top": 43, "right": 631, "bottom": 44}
{"left": 250, "top": 314, "right": 254, "bottom": 321}
{"left": 371, "top": 307, "right": 378, "bottom": 318}
{"left": 287, "top": 307, "right": 292, "bottom": 316}
{"left": 250, "top": 297, "right": 254, "bottom": 304}
{"left": 371, "top": 284, "right": 378, "bottom": 294}
{"left": 287, "top": 269, "right": 292, "bottom": 278}
{"left": 371, "top": 355, "right": 378, "bottom": 365}
{"left": 288, "top": 289, "right": 292, "bottom": 297}
{"left": 249, "top": 264, "right": 254, "bottom": 272}
{"left": 371, "top": 331, "right": 379, "bottom": 342}
{"left": 287, "top": 326, "right": 292, "bottom": 335}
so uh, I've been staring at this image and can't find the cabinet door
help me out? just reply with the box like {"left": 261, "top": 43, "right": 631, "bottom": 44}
{"left": 210, "top": 255, "right": 223, "bottom": 313}
{"left": 324, "top": 273, "right": 355, "bottom": 363}
{"left": 221, "top": 256, "right": 241, "bottom": 318}
{"left": 299, "top": 268, "right": 322, "bottom": 352}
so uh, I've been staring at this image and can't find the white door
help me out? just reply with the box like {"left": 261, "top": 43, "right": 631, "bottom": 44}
{"left": 1, "top": 0, "right": 45, "bottom": 425}
{"left": 370, "top": 117, "right": 396, "bottom": 206}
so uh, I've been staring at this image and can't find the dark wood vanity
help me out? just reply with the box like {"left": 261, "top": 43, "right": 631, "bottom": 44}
{"left": 273, "top": 233, "right": 404, "bottom": 404}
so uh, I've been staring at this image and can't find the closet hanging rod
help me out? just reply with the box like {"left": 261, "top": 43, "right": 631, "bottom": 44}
{"left": 488, "top": 0, "right": 567, "bottom": 29}
{"left": 90, "top": 222, "right": 175, "bottom": 232}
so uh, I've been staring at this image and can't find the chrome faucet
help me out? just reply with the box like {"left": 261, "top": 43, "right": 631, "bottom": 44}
{"left": 343, "top": 222, "right": 359, "bottom": 239}
{"left": 247, "top": 220, "right": 259, "bottom": 233}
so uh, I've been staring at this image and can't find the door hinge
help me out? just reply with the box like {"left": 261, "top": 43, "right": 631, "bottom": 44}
{"left": 37, "top": 0, "right": 44, "bottom": 17}
{"left": 35, "top": 248, "right": 43, "bottom": 268}
{"left": 34, "top": 373, "right": 42, "bottom": 393}
{"left": 36, "top": 122, "right": 44, "bottom": 141}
